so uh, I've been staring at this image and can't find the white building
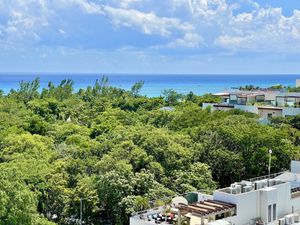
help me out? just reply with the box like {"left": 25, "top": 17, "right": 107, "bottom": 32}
{"left": 202, "top": 91, "right": 300, "bottom": 119}
{"left": 130, "top": 160, "right": 300, "bottom": 225}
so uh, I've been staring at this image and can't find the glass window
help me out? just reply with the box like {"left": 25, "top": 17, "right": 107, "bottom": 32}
{"left": 273, "top": 204, "right": 276, "bottom": 221}
{"left": 268, "top": 205, "right": 272, "bottom": 222}
{"left": 276, "top": 97, "right": 285, "bottom": 107}
{"left": 230, "top": 94, "right": 237, "bottom": 101}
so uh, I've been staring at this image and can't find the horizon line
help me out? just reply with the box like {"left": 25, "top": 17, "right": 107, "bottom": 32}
{"left": 0, "top": 72, "right": 300, "bottom": 76}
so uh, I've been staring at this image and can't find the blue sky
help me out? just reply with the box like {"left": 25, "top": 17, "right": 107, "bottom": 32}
{"left": 0, "top": 0, "right": 300, "bottom": 74}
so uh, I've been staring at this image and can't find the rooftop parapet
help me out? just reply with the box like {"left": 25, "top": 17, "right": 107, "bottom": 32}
{"left": 217, "top": 172, "right": 287, "bottom": 195}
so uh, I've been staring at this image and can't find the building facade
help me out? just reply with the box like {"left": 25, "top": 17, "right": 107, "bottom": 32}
{"left": 203, "top": 91, "right": 300, "bottom": 119}
{"left": 130, "top": 161, "right": 300, "bottom": 225}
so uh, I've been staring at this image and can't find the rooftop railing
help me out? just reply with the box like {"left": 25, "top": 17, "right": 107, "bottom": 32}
{"left": 248, "top": 171, "right": 287, "bottom": 182}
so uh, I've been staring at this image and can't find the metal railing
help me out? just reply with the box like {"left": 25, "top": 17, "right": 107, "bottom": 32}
{"left": 248, "top": 171, "right": 287, "bottom": 182}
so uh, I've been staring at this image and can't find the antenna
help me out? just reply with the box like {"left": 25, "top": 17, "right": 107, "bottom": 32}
{"left": 268, "top": 149, "right": 272, "bottom": 180}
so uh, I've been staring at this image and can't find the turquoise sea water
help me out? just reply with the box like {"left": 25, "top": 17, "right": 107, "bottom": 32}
{"left": 0, "top": 74, "right": 299, "bottom": 97}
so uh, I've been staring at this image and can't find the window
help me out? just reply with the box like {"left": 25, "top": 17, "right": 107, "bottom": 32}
{"left": 273, "top": 204, "right": 276, "bottom": 221}
{"left": 276, "top": 97, "right": 285, "bottom": 107}
{"left": 268, "top": 205, "right": 272, "bottom": 222}
{"left": 267, "top": 113, "right": 273, "bottom": 119}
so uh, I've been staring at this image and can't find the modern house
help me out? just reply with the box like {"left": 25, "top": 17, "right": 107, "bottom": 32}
{"left": 130, "top": 160, "right": 300, "bottom": 225}
{"left": 202, "top": 91, "right": 300, "bottom": 119}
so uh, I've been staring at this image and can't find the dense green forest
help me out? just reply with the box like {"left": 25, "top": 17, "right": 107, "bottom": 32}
{"left": 1, "top": 77, "right": 300, "bottom": 225}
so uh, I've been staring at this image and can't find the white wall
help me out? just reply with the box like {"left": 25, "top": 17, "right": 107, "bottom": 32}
{"left": 291, "top": 161, "right": 300, "bottom": 174}
{"left": 260, "top": 187, "right": 277, "bottom": 223}
{"left": 213, "top": 182, "right": 291, "bottom": 225}
{"left": 213, "top": 190, "right": 259, "bottom": 225}
{"left": 197, "top": 193, "right": 213, "bottom": 202}
{"left": 202, "top": 103, "right": 216, "bottom": 109}
{"left": 234, "top": 105, "right": 259, "bottom": 114}
{"left": 130, "top": 217, "right": 153, "bottom": 225}
{"left": 274, "top": 182, "right": 292, "bottom": 218}
{"left": 291, "top": 196, "right": 300, "bottom": 213}
{"left": 282, "top": 107, "right": 300, "bottom": 117}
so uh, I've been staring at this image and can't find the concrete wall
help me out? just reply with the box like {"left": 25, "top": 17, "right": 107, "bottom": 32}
{"left": 213, "top": 190, "right": 258, "bottom": 225}
{"left": 275, "top": 182, "right": 292, "bottom": 218}
{"left": 202, "top": 103, "right": 216, "bottom": 109}
{"left": 260, "top": 188, "right": 277, "bottom": 223}
{"left": 291, "top": 196, "right": 300, "bottom": 213}
{"left": 258, "top": 108, "right": 283, "bottom": 118}
{"left": 213, "top": 182, "right": 291, "bottom": 225}
{"left": 130, "top": 217, "right": 153, "bottom": 225}
{"left": 282, "top": 107, "right": 300, "bottom": 117}
{"left": 197, "top": 193, "right": 213, "bottom": 202}
{"left": 291, "top": 161, "right": 300, "bottom": 174}
{"left": 234, "top": 105, "right": 259, "bottom": 114}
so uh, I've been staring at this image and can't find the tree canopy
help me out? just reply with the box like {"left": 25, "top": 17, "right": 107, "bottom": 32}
{"left": 0, "top": 77, "right": 299, "bottom": 225}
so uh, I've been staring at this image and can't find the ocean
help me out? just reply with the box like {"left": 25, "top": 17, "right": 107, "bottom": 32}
{"left": 0, "top": 74, "right": 299, "bottom": 97}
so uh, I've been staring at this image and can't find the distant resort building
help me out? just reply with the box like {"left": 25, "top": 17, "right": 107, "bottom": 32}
{"left": 130, "top": 160, "right": 300, "bottom": 225}
{"left": 202, "top": 90, "right": 300, "bottom": 119}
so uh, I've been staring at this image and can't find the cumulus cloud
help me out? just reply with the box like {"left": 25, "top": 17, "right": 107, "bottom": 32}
{"left": 116, "top": 0, "right": 140, "bottom": 8}
{"left": 0, "top": 0, "right": 50, "bottom": 41}
{"left": 169, "top": 33, "right": 204, "bottom": 48}
{"left": 1, "top": 0, "right": 300, "bottom": 53}
{"left": 215, "top": 7, "right": 300, "bottom": 52}
{"left": 103, "top": 6, "right": 194, "bottom": 37}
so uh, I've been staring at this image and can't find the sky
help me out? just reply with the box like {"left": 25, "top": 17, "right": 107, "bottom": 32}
{"left": 0, "top": 0, "right": 300, "bottom": 74}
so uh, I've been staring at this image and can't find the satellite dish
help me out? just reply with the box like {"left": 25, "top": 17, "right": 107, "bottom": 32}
{"left": 171, "top": 196, "right": 188, "bottom": 207}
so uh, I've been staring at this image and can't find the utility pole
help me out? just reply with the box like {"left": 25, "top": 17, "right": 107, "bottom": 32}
{"left": 268, "top": 149, "right": 272, "bottom": 180}
{"left": 80, "top": 198, "right": 83, "bottom": 225}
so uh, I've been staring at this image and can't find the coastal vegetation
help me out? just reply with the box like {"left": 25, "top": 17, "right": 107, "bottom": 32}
{"left": 1, "top": 77, "right": 300, "bottom": 225}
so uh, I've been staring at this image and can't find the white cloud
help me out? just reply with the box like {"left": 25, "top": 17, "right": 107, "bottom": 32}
{"left": 0, "top": 0, "right": 50, "bottom": 41}
{"left": 215, "top": 7, "right": 300, "bottom": 52}
{"left": 188, "top": 0, "right": 230, "bottom": 21}
{"left": 117, "top": 0, "right": 139, "bottom": 8}
{"left": 169, "top": 33, "right": 204, "bottom": 48}
{"left": 1, "top": 0, "right": 300, "bottom": 53}
{"left": 71, "top": 0, "right": 103, "bottom": 14}
{"left": 103, "top": 6, "right": 194, "bottom": 37}
{"left": 59, "top": 28, "right": 66, "bottom": 34}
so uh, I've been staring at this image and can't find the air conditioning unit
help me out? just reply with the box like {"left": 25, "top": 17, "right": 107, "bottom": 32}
{"left": 268, "top": 179, "right": 275, "bottom": 186}
{"left": 274, "top": 179, "right": 280, "bottom": 185}
{"left": 235, "top": 185, "right": 242, "bottom": 194}
{"left": 278, "top": 218, "right": 285, "bottom": 225}
{"left": 229, "top": 187, "right": 236, "bottom": 194}
{"left": 241, "top": 180, "right": 252, "bottom": 186}
{"left": 243, "top": 185, "right": 253, "bottom": 193}
{"left": 294, "top": 213, "right": 300, "bottom": 222}
{"left": 261, "top": 180, "right": 268, "bottom": 188}
{"left": 285, "top": 214, "right": 295, "bottom": 225}
{"left": 231, "top": 182, "right": 238, "bottom": 188}
{"left": 255, "top": 181, "right": 262, "bottom": 190}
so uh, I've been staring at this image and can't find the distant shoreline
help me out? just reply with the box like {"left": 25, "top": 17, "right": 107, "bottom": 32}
{"left": 0, "top": 74, "right": 299, "bottom": 97}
